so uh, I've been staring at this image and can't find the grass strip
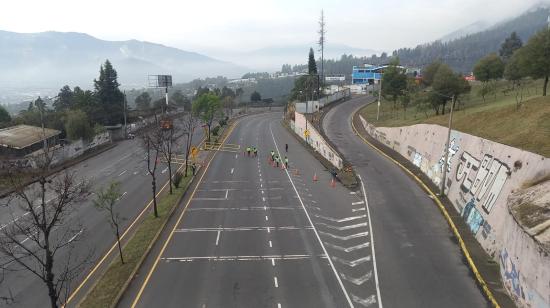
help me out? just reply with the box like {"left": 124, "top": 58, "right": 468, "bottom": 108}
{"left": 79, "top": 174, "right": 192, "bottom": 308}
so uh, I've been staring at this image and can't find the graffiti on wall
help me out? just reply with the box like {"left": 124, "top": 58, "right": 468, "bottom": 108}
{"left": 438, "top": 138, "right": 460, "bottom": 173}
{"left": 500, "top": 248, "right": 523, "bottom": 299}
{"left": 455, "top": 152, "right": 509, "bottom": 213}
{"left": 462, "top": 199, "right": 484, "bottom": 234}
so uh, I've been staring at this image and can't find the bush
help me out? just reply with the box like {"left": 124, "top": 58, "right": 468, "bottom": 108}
{"left": 212, "top": 126, "right": 221, "bottom": 136}
{"left": 173, "top": 171, "right": 184, "bottom": 188}
{"left": 219, "top": 117, "right": 228, "bottom": 127}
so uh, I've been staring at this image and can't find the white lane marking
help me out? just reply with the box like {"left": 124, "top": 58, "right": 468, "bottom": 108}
{"left": 260, "top": 183, "right": 263, "bottom": 188}
{"left": 267, "top": 227, "right": 270, "bottom": 233}
{"left": 235, "top": 154, "right": 238, "bottom": 159}
{"left": 161, "top": 254, "right": 327, "bottom": 261}
{"left": 187, "top": 207, "right": 295, "bottom": 211}
{"left": 215, "top": 228, "right": 221, "bottom": 246}
{"left": 230, "top": 168, "right": 234, "bottom": 174}
{"left": 264, "top": 205, "right": 267, "bottom": 210}
{"left": 350, "top": 191, "right": 358, "bottom": 195}
{"left": 340, "top": 271, "right": 373, "bottom": 286}
{"left": 352, "top": 294, "right": 377, "bottom": 307}
{"left": 317, "top": 222, "right": 368, "bottom": 231}
{"left": 272, "top": 258, "right": 275, "bottom": 266}
{"left": 323, "top": 242, "right": 370, "bottom": 253}
{"left": 162, "top": 167, "right": 168, "bottom": 174}
{"left": 315, "top": 214, "right": 367, "bottom": 223}
{"left": 269, "top": 240, "right": 273, "bottom": 248}
{"left": 265, "top": 215, "right": 269, "bottom": 221}
{"left": 262, "top": 197, "right": 266, "bottom": 202}
{"left": 193, "top": 198, "right": 228, "bottom": 201}
{"left": 352, "top": 201, "right": 365, "bottom": 205}
{"left": 358, "top": 174, "right": 383, "bottom": 308}
{"left": 332, "top": 256, "right": 372, "bottom": 267}
{"left": 261, "top": 190, "right": 264, "bottom": 194}
{"left": 352, "top": 208, "right": 366, "bottom": 212}
{"left": 274, "top": 276, "right": 278, "bottom": 288}
{"left": 133, "top": 171, "right": 139, "bottom": 175}
{"left": 318, "top": 231, "right": 369, "bottom": 241}
{"left": 225, "top": 189, "right": 229, "bottom": 199}
{"left": 269, "top": 124, "right": 354, "bottom": 308}
{"left": 278, "top": 304, "right": 282, "bottom": 308}
{"left": 68, "top": 229, "right": 84, "bottom": 243}
{"left": 175, "top": 226, "right": 313, "bottom": 232}
{"left": 118, "top": 170, "right": 127, "bottom": 176}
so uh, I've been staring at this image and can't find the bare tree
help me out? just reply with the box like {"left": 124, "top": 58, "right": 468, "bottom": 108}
{"left": 140, "top": 122, "right": 163, "bottom": 218}
{"left": 182, "top": 112, "right": 200, "bottom": 177}
{"left": 93, "top": 181, "right": 124, "bottom": 264}
{"left": 0, "top": 147, "right": 91, "bottom": 308}
{"left": 158, "top": 116, "right": 185, "bottom": 194}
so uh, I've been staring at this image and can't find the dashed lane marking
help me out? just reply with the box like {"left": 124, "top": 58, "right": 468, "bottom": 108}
{"left": 174, "top": 226, "right": 314, "bottom": 232}
{"left": 160, "top": 254, "right": 328, "bottom": 262}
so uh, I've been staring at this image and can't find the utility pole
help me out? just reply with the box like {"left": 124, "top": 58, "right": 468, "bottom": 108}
{"left": 318, "top": 10, "right": 326, "bottom": 97}
{"left": 123, "top": 91, "right": 128, "bottom": 138}
{"left": 440, "top": 95, "right": 455, "bottom": 196}
{"left": 377, "top": 76, "right": 382, "bottom": 121}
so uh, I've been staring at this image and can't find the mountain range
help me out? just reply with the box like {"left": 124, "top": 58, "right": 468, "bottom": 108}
{"left": 0, "top": 31, "right": 246, "bottom": 90}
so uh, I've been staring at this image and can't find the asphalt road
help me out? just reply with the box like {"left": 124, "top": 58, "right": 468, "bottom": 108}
{"left": 323, "top": 95, "right": 489, "bottom": 307}
{"left": 122, "top": 112, "right": 384, "bottom": 308}
{"left": 0, "top": 118, "right": 204, "bottom": 307}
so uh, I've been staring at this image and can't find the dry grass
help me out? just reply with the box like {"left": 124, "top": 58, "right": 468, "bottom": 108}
{"left": 361, "top": 81, "right": 550, "bottom": 157}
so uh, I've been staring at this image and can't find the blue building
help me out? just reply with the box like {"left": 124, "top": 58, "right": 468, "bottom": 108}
{"left": 352, "top": 64, "right": 385, "bottom": 85}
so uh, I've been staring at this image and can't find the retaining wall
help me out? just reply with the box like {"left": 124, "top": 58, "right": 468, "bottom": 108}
{"left": 293, "top": 111, "right": 343, "bottom": 170}
{"left": 358, "top": 115, "right": 550, "bottom": 308}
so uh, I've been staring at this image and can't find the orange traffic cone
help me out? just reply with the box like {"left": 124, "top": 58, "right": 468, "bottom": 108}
{"left": 313, "top": 173, "right": 318, "bottom": 182}
{"left": 330, "top": 178, "right": 336, "bottom": 188}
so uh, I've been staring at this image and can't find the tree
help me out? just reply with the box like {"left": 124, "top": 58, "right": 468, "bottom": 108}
{"left": 0, "top": 104, "right": 11, "bottom": 126}
{"left": 518, "top": 28, "right": 550, "bottom": 96}
{"left": 53, "top": 86, "right": 74, "bottom": 112}
{"left": 181, "top": 112, "right": 199, "bottom": 177}
{"left": 250, "top": 91, "right": 262, "bottom": 103}
{"left": 93, "top": 181, "right": 124, "bottom": 263}
{"left": 158, "top": 116, "right": 184, "bottom": 194}
{"left": 135, "top": 92, "right": 152, "bottom": 111}
{"left": 504, "top": 52, "right": 527, "bottom": 109}
{"left": 171, "top": 90, "right": 190, "bottom": 111}
{"left": 140, "top": 122, "right": 163, "bottom": 218}
{"left": 308, "top": 48, "right": 318, "bottom": 75}
{"left": 422, "top": 61, "right": 442, "bottom": 86}
{"left": 432, "top": 64, "right": 471, "bottom": 114}
{"left": 93, "top": 60, "right": 124, "bottom": 125}
{"left": 192, "top": 93, "right": 222, "bottom": 142}
{"left": 64, "top": 110, "right": 94, "bottom": 141}
{"left": 381, "top": 60, "right": 407, "bottom": 116}
{"left": 499, "top": 32, "right": 523, "bottom": 61}
{"left": 0, "top": 146, "right": 90, "bottom": 308}
{"left": 473, "top": 53, "right": 505, "bottom": 102}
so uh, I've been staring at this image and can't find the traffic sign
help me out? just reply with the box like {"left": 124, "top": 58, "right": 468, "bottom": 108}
{"left": 304, "top": 130, "right": 310, "bottom": 137}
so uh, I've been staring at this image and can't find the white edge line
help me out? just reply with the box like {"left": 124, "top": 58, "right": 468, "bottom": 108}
{"left": 358, "top": 174, "right": 383, "bottom": 308}
{"left": 269, "top": 123, "right": 354, "bottom": 308}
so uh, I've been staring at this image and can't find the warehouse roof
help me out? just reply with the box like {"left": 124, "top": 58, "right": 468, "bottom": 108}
{"left": 0, "top": 125, "right": 61, "bottom": 149}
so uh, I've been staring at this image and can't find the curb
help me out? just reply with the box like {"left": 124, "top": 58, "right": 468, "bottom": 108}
{"left": 350, "top": 108, "right": 501, "bottom": 308}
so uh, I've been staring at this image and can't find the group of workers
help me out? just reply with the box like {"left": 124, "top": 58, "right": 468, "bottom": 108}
{"left": 269, "top": 149, "right": 289, "bottom": 169}
{"left": 245, "top": 146, "right": 258, "bottom": 157}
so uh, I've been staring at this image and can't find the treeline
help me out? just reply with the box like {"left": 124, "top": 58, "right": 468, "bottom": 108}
{"left": 283, "top": 7, "right": 550, "bottom": 76}
{"left": 378, "top": 27, "right": 550, "bottom": 119}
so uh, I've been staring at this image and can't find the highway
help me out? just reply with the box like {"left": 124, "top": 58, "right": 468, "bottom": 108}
{"left": 323, "top": 95, "right": 488, "bottom": 307}
{"left": 0, "top": 118, "right": 204, "bottom": 307}
{"left": 123, "top": 112, "right": 382, "bottom": 307}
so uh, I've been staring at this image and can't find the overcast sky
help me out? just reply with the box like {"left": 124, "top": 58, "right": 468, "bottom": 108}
{"left": 1, "top": 0, "right": 548, "bottom": 55}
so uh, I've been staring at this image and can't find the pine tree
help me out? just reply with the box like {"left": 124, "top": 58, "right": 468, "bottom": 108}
{"left": 308, "top": 48, "right": 318, "bottom": 75}
{"left": 499, "top": 32, "right": 523, "bottom": 61}
{"left": 94, "top": 60, "right": 124, "bottom": 125}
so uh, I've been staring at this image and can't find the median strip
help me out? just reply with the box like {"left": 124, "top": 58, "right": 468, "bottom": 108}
{"left": 78, "top": 171, "right": 193, "bottom": 308}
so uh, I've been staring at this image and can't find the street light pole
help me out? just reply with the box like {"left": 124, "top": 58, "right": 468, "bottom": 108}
{"left": 440, "top": 94, "right": 455, "bottom": 196}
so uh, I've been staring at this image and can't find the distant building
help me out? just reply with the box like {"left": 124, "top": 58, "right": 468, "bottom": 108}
{"left": 352, "top": 64, "right": 408, "bottom": 85}
{"left": 0, "top": 125, "right": 61, "bottom": 158}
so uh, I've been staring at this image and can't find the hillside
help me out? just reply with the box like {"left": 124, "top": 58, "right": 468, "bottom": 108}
{"left": 360, "top": 80, "right": 550, "bottom": 158}
{"left": 0, "top": 31, "right": 246, "bottom": 89}
{"left": 393, "top": 7, "right": 550, "bottom": 73}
